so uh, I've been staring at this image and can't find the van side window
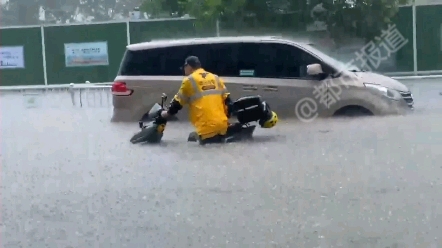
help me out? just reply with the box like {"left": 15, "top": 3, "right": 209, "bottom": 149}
{"left": 298, "top": 49, "right": 324, "bottom": 76}
{"left": 118, "top": 43, "right": 242, "bottom": 76}
{"left": 161, "top": 46, "right": 192, "bottom": 75}
{"left": 257, "top": 43, "right": 301, "bottom": 78}
{"left": 188, "top": 43, "right": 240, "bottom": 76}
{"left": 238, "top": 43, "right": 322, "bottom": 79}
{"left": 237, "top": 43, "right": 261, "bottom": 77}
{"left": 117, "top": 42, "right": 324, "bottom": 77}
{"left": 119, "top": 46, "right": 191, "bottom": 76}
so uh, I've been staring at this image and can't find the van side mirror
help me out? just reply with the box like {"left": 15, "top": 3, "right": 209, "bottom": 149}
{"left": 307, "top": 63, "right": 324, "bottom": 76}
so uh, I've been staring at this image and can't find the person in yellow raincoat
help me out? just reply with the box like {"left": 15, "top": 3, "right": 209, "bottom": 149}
{"left": 160, "top": 56, "right": 232, "bottom": 144}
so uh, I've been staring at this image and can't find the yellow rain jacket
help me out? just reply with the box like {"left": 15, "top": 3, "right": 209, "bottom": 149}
{"left": 173, "top": 68, "right": 230, "bottom": 139}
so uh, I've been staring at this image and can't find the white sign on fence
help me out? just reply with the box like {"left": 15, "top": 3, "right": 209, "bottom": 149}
{"left": 0, "top": 46, "right": 25, "bottom": 69}
{"left": 64, "top": 41, "right": 109, "bottom": 67}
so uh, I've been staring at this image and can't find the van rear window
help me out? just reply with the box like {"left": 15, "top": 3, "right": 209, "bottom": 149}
{"left": 118, "top": 47, "right": 188, "bottom": 76}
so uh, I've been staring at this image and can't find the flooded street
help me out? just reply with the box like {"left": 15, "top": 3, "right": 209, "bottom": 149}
{"left": 1, "top": 79, "right": 442, "bottom": 247}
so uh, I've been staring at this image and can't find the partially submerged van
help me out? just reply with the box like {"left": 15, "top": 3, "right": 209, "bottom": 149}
{"left": 111, "top": 36, "right": 413, "bottom": 122}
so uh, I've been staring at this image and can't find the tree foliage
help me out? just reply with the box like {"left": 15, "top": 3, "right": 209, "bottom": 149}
{"left": 140, "top": 0, "right": 411, "bottom": 41}
{"left": 316, "top": 0, "right": 411, "bottom": 42}
{"left": 1, "top": 0, "right": 41, "bottom": 25}
{"left": 1, "top": 0, "right": 411, "bottom": 44}
{"left": 78, "top": 0, "right": 137, "bottom": 22}
{"left": 1, "top": 0, "right": 138, "bottom": 26}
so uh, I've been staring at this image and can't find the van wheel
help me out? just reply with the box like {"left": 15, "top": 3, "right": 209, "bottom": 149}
{"left": 333, "top": 105, "right": 373, "bottom": 117}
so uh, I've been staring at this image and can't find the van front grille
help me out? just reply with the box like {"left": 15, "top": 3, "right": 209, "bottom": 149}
{"left": 399, "top": 91, "right": 414, "bottom": 107}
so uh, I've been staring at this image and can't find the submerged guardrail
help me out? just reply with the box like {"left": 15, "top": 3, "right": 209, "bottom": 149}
{"left": 0, "top": 82, "right": 112, "bottom": 108}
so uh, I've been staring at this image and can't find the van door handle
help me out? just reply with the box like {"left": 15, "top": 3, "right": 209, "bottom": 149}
{"left": 242, "top": 85, "right": 258, "bottom": 91}
{"left": 263, "top": 86, "right": 278, "bottom": 91}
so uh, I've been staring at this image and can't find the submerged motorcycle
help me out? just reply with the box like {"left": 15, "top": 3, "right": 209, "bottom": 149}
{"left": 130, "top": 94, "right": 276, "bottom": 144}
{"left": 129, "top": 93, "right": 169, "bottom": 144}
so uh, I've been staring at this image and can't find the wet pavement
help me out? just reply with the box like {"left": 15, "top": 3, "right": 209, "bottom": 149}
{"left": 1, "top": 79, "right": 442, "bottom": 247}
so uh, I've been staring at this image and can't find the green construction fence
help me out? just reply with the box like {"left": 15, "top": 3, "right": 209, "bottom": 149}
{"left": 0, "top": 18, "right": 199, "bottom": 86}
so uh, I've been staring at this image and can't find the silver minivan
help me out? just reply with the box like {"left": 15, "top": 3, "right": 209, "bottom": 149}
{"left": 111, "top": 36, "right": 413, "bottom": 122}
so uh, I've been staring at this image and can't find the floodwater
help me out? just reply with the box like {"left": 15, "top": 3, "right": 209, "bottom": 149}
{"left": 1, "top": 79, "right": 442, "bottom": 247}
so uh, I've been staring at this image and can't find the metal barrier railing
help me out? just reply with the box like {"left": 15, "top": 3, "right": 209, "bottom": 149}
{"left": 385, "top": 70, "right": 442, "bottom": 76}
{"left": 1, "top": 83, "right": 112, "bottom": 109}
{"left": 76, "top": 88, "right": 112, "bottom": 108}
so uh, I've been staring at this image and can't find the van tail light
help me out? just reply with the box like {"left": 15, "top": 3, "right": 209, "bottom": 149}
{"left": 112, "top": 81, "right": 133, "bottom": 96}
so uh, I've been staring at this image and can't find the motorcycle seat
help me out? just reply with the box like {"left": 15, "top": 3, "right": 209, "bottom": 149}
{"left": 233, "top": 95, "right": 265, "bottom": 124}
